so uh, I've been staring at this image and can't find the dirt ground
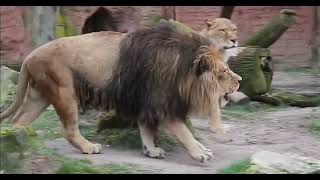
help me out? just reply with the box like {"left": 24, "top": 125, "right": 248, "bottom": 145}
{"left": 44, "top": 70, "right": 320, "bottom": 174}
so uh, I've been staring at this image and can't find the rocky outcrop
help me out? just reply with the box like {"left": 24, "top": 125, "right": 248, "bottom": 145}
{"left": 247, "top": 151, "right": 320, "bottom": 174}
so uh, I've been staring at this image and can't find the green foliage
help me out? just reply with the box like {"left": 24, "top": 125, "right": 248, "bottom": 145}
{"left": 56, "top": 159, "right": 136, "bottom": 174}
{"left": 55, "top": 8, "right": 79, "bottom": 38}
{"left": 222, "top": 102, "right": 282, "bottom": 119}
{"left": 228, "top": 47, "right": 272, "bottom": 97}
{"left": 245, "top": 9, "right": 297, "bottom": 48}
{"left": 281, "top": 67, "right": 320, "bottom": 76}
{"left": 0, "top": 124, "right": 137, "bottom": 174}
{"left": 0, "top": 127, "right": 38, "bottom": 173}
{"left": 29, "top": 109, "right": 63, "bottom": 140}
{"left": 98, "top": 128, "right": 179, "bottom": 151}
{"left": 217, "top": 158, "right": 251, "bottom": 174}
{"left": 0, "top": 67, "right": 17, "bottom": 110}
{"left": 309, "top": 116, "right": 320, "bottom": 132}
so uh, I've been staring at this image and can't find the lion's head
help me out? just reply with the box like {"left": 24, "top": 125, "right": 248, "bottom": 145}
{"left": 200, "top": 18, "right": 238, "bottom": 51}
{"left": 113, "top": 23, "right": 242, "bottom": 122}
{"left": 193, "top": 46, "right": 241, "bottom": 97}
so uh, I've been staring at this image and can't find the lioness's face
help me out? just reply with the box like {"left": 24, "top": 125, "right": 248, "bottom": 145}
{"left": 204, "top": 18, "right": 238, "bottom": 50}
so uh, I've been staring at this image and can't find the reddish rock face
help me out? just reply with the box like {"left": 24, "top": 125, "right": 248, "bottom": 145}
{"left": 0, "top": 6, "right": 29, "bottom": 62}
{"left": 0, "top": 6, "right": 315, "bottom": 68}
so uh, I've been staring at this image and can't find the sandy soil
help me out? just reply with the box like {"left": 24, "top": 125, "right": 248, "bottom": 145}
{"left": 44, "top": 70, "right": 320, "bottom": 174}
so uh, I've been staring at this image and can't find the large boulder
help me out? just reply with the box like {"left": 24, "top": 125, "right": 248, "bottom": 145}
{"left": 247, "top": 151, "right": 320, "bottom": 174}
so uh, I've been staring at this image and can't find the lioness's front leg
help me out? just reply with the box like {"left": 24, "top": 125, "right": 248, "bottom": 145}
{"left": 138, "top": 122, "right": 165, "bottom": 158}
{"left": 209, "top": 100, "right": 225, "bottom": 134}
{"left": 164, "top": 119, "right": 213, "bottom": 163}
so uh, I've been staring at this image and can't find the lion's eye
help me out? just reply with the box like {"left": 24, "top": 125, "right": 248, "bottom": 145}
{"left": 233, "top": 29, "right": 238, "bottom": 31}
{"left": 219, "top": 29, "right": 227, "bottom": 32}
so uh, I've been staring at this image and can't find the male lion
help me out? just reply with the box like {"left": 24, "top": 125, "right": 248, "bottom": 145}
{"left": 0, "top": 24, "right": 241, "bottom": 162}
{"left": 109, "top": 24, "right": 241, "bottom": 162}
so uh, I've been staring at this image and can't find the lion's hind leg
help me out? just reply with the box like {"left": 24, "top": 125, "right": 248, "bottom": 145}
{"left": 49, "top": 86, "right": 101, "bottom": 154}
{"left": 27, "top": 61, "right": 101, "bottom": 154}
{"left": 11, "top": 85, "right": 49, "bottom": 128}
{"left": 164, "top": 119, "right": 213, "bottom": 163}
{"left": 138, "top": 122, "right": 165, "bottom": 158}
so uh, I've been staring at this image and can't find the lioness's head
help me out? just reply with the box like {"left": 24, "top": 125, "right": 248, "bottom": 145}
{"left": 200, "top": 18, "right": 238, "bottom": 50}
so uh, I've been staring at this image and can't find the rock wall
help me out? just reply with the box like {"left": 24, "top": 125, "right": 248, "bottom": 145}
{"left": 0, "top": 6, "right": 315, "bottom": 68}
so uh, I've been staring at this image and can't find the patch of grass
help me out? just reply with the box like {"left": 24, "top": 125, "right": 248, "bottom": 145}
{"left": 217, "top": 158, "right": 251, "bottom": 174}
{"left": 310, "top": 116, "right": 320, "bottom": 132}
{"left": 222, "top": 102, "right": 284, "bottom": 119}
{"left": 281, "top": 67, "right": 320, "bottom": 76}
{"left": 56, "top": 158, "right": 136, "bottom": 174}
{"left": 102, "top": 128, "right": 142, "bottom": 149}
{"left": 97, "top": 128, "right": 179, "bottom": 151}
{"left": 1, "top": 130, "right": 137, "bottom": 174}
{"left": 1, "top": 119, "right": 138, "bottom": 174}
{"left": 35, "top": 140, "right": 138, "bottom": 174}
{"left": 30, "top": 109, "right": 63, "bottom": 140}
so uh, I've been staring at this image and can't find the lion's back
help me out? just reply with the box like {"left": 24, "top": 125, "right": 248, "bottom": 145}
{"left": 26, "top": 31, "right": 126, "bottom": 87}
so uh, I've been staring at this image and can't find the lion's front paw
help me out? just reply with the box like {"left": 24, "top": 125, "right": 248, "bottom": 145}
{"left": 81, "top": 143, "right": 102, "bottom": 154}
{"left": 190, "top": 148, "right": 213, "bottom": 163}
{"left": 189, "top": 142, "right": 213, "bottom": 163}
{"left": 143, "top": 147, "right": 165, "bottom": 159}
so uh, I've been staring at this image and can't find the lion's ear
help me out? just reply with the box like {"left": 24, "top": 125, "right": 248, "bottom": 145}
{"left": 195, "top": 56, "right": 210, "bottom": 77}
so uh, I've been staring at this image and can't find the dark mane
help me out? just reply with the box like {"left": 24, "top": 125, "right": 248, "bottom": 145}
{"left": 110, "top": 24, "right": 213, "bottom": 128}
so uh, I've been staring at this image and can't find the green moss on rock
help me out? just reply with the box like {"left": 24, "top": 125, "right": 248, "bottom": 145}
{"left": 55, "top": 8, "right": 79, "bottom": 38}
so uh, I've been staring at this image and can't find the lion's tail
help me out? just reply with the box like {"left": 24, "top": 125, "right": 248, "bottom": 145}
{"left": 0, "top": 62, "right": 30, "bottom": 122}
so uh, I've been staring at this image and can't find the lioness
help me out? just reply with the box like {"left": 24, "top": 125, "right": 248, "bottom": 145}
{"left": 200, "top": 18, "right": 249, "bottom": 133}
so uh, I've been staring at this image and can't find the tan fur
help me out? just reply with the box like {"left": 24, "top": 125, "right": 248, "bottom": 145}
{"left": 199, "top": 18, "right": 238, "bottom": 50}
{"left": 0, "top": 31, "right": 126, "bottom": 154}
{"left": 199, "top": 18, "right": 238, "bottom": 63}
{"left": 0, "top": 29, "right": 241, "bottom": 158}
{"left": 175, "top": 45, "right": 241, "bottom": 135}
{"left": 179, "top": 46, "right": 240, "bottom": 116}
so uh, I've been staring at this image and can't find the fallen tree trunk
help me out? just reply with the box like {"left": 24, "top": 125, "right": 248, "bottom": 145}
{"left": 220, "top": 6, "right": 235, "bottom": 19}
{"left": 228, "top": 46, "right": 320, "bottom": 107}
{"left": 245, "top": 9, "right": 297, "bottom": 48}
{"left": 228, "top": 46, "right": 273, "bottom": 97}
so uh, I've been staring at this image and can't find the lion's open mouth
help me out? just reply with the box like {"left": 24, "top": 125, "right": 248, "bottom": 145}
{"left": 224, "top": 46, "right": 236, "bottom": 50}
{"left": 224, "top": 93, "right": 231, "bottom": 101}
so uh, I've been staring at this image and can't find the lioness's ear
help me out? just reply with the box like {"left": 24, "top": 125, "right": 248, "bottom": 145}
{"left": 205, "top": 19, "right": 213, "bottom": 29}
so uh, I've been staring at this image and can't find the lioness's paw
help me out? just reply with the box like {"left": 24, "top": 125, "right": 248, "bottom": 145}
{"left": 210, "top": 127, "right": 225, "bottom": 134}
{"left": 144, "top": 147, "right": 165, "bottom": 159}
{"left": 82, "top": 143, "right": 102, "bottom": 154}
